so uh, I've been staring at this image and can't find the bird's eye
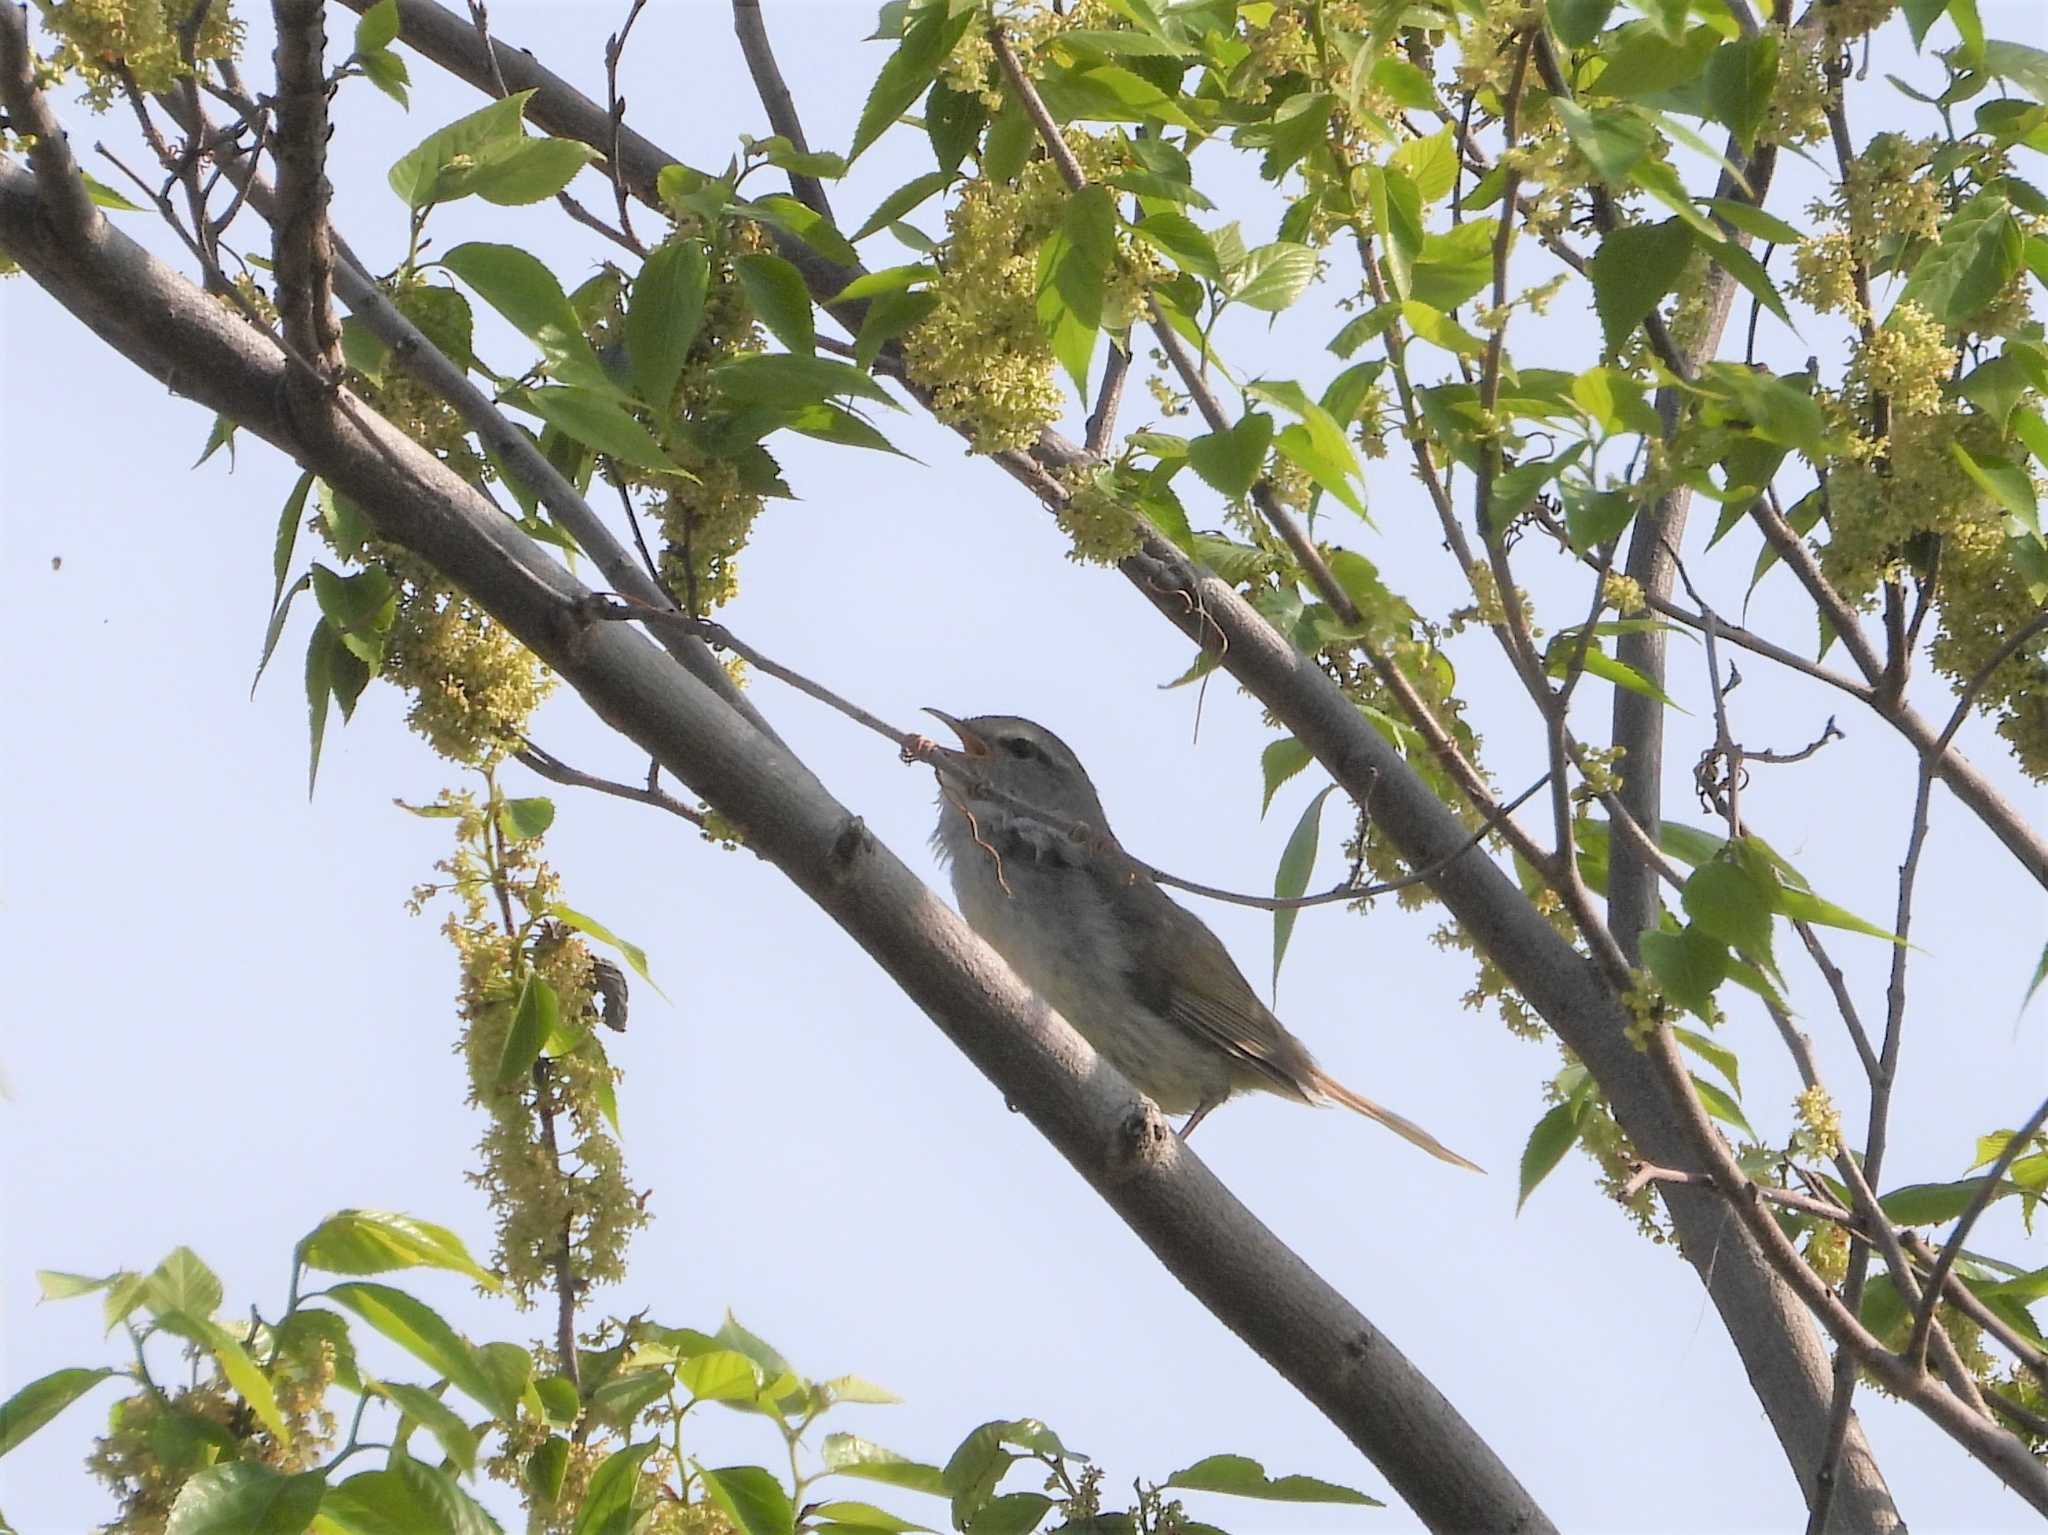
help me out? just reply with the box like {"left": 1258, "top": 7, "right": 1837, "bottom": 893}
{"left": 1003, "top": 737, "right": 1038, "bottom": 760}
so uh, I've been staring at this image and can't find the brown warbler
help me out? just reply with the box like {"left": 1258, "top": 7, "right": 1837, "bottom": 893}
{"left": 924, "top": 711, "right": 1480, "bottom": 1169}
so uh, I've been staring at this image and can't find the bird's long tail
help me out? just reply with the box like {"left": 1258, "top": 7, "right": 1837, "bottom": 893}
{"left": 1312, "top": 1071, "right": 1483, "bottom": 1172}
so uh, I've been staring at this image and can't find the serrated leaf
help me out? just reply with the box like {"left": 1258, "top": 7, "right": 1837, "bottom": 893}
{"left": 0, "top": 1367, "right": 117, "bottom": 1459}
{"left": 1228, "top": 242, "right": 1317, "bottom": 312}
{"left": 1260, "top": 740, "right": 1313, "bottom": 815}
{"left": 855, "top": 171, "right": 954, "bottom": 242}
{"left": 1589, "top": 217, "right": 1693, "bottom": 354}
{"left": 1641, "top": 924, "right": 1729, "bottom": 1020}
{"left": 1163, "top": 1456, "right": 1380, "bottom": 1506}
{"left": 1682, "top": 856, "right": 1778, "bottom": 978}
{"left": 379, "top": 1381, "right": 479, "bottom": 1474}
{"left": 851, "top": 1, "right": 976, "bottom": 161}
{"left": 498, "top": 972, "right": 557, "bottom": 1086}
{"left": 821, "top": 1434, "right": 947, "bottom": 1496}
{"left": 162, "top": 1463, "right": 324, "bottom": 1535}
{"left": 627, "top": 239, "right": 709, "bottom": 411}
{"left": 1517, "top": 1102, "right": 1583, "bottom": 1213}
{"left": 322, "top": 1282, "right": 518, "bottom": 1420}
{"left": 388, "top": 93, "right": 530, "bottom": 208}
{"left": 702, "top": 1466, "right": 797, "bottom": 1535}
{"left": 299, "top": 1210, "right": 499, "bottom": 1291}
{"left": 441, "top": 242, "right": 608, "bottom": 389}
{"left": 1272, "top": 785, "right": 1335, "bottom": 991}
{"left": 1186, "top": 413, "right": 1272, "bottom": 501}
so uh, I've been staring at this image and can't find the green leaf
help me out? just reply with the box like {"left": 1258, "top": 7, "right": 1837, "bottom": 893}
{"left": 743, "top": 195, "right": 861, "bottom": 267}
{"left": 254, "top": 573, "right": 312, "bottom": 698}
{"left": 321, "top": 1460, "right": 497, "bottom": 1535}
{"left": 820, "top": 1434, "right": 947, "bottom": 1497}
{"left": 1389, "top": 128, "right": 1458, "bottom": 204}
{"left": 355, "top": 0, "right": 401, "bottom": 54}
{"left": 526, "top": 1436, "right": 571, "bottom": 1504}
{"left": 1641, "top": 924, "right": 1729, "bottom": 1020}
{"left": 1590, "top": 22, "right": 1720, "bottom": 98}
{"left": 1549, "top": 0, "right": 1618, "bottom": 48}
{"left": 1705, "top": 33, "right": 1779, "bottom": 154}
{"left": 461, "top": 138, "right": 600, "bottom": 206}
{"left": 388, "top": 93, "right": 531, "bottom": 207}
{"left": 269, "top": 471, "right": 316, "bottom": 613}
{"left": 1228, "top": 242, "right": 1317, "bottom": 312}
{"left": 1186, "top": 413, "right": 1273, "bottom": 501}
{"left": 378, "top": 1382, "right": 479, "bottom": 1475}
{"left": 855, "top": 171, "right": 955, "bottom": 242}
{"left": 163, "top": 1463, "right": 325, "bottom": 1535}
{"left": 0, "top": 1367, "right": 117, "bottom": 1459}
{"left": 702, "top": 1466, "right": 797, "bottom": 1535}
{"left": 1899, "top": 195, "right": 2023, "bottom": 327}
{"left": 1407, "top": 219, "right": 1497, "bottom": 311}
{"left": 856, "top": 287, "right": 938, "bottom": 372}
{"left": 1249, "top": 380, "right": 1367, "bottom": 518}
{"left": 512, "top": 387, "right": 683, "bottom": 476}
{"left": 1702, "top": 233, "right": 1790, "bottom": 331}
{"left": 1690, "top": 1075, "right": 1755, "bottom": 1140}
{"left": 441, "top": 242, "right": 607, "bottom": 389}
{"left": 1365, "top": 165, "right": 1422, "bottom": 299}
{"left": 1696, "top": 363, "right": 1828, "bottom": 458}
{"left": 812, "top": 1502, "right": 931, "bottom": 1534}
{"left": 941, "top": 1424, "right": 1015, "bottom": 1531}
{"left": 678, "top": 1349, "right": 767, "bottom": 1403}
{"left": 1880, "top": 1176, "right": 2017, "bottom": 1227}
{"left": 627, "top": 239, "right": 709, "bottom": 411}
{"left": 142, "top": 1247, "right": 223, "bottom": 1320}
{"left": 1682, "top": 856, "right": 1778, "bottom": 978}
{"left": 1260, "top": 739, "right": 1313, "bottom": 815}
{"left": 322, "top": 1282, "right": 518, "bottom": 1419}
{"left": 850, "top": 0, "right": 977, "bottom": 161}
{"left": 925, "top": 82, "right": 986, "bottom": 174}
{"left": 195, "top": 412, "right": 237, "bottom": 468}
{"left": 359, "top": 46, "right": 411, "bottom": 108}
{"left": 1035, "top": 63, "right": 1200, "bottom": 130}
{"left": 965, "top": 1495, "right": 1052, "bottom": 1535}
{"left": 1035, "top": 185, "right": 1116, "bottom": 391}
{"left": 498, "top": 972, "right": 558, "bottom": 1086}
{"left": 1163, "top": 1456, "right": 1380, "bottom": 1506}
{"left": 1553, "top": 99, "right": 1657, "bottom": 183}
{"left": 736, "top": 252, "right": 818, "bottom": 354}
{"left": 1544, "top": 642, "right": 1682, "bottom": 708}
{"left": 1400, "top": 299, "right": 1486, "bottom": 356}
{"left": 2025, "top": 939, "right": 2048, "bottom": 1012}
{"left": 1951, "top": 442, "right": 2040, "bottom": 535}
{"left": 572, "top": 1442, "right": 657, "bottom": 1535}
{"left": 1674, "top": 1027, "right": 1741, "bottom": 1097}
{"left": 1589, "top": 217, "right": 1693, "bottom": 354}
{"left": 298, "top": 1210, "right": 499, "bottom": 1291}
{"left": 1272, "top": 786, "right": 1335, "bottom": 990}
{"left": 1517, "top": 1102, "right": 1583, "bottom": 1213}
{"left": 546, "top": 903, "right": 662, "bottom": 991}
{"left": 713, "top": 352, "right": 900, "bottom": 411}
{"left": 1126, "top": 211, "right": 1221, "bottom": 283}
{"left": 498, "top": 795, "right": 556, "bottom": 842}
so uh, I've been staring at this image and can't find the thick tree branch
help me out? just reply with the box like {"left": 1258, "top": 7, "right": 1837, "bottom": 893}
{"left": 0, "top": 158, "right": 1554, "bottom": 1535}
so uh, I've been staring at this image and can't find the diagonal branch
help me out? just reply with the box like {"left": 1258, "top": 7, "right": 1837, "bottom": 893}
{"left": 0, "top": 158, "right": 1555, "bottom": 1535}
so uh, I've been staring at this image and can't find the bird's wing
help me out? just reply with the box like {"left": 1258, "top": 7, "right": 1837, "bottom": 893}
{"left": 1102, "top": 865, "right": 1318, "bottom": 1103}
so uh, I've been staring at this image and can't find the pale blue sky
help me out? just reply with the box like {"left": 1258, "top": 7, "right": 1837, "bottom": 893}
{"left": 3, "top": 2, "right": 2045, "bottom": 1530}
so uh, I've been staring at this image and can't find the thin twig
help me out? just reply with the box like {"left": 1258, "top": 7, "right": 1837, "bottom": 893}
{"left": 1086, "top": 343, "right": 1130, "bottom": 458}
{"left": 517, "top": 743, "right": 706, "bottom": 826}
{"left": 602, "top": 0, "right": 649, "bottom": 252}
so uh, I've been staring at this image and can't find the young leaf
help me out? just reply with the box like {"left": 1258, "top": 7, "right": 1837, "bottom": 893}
{"left": 1186, "top": 413, "right": 1273, "bottom": 501}
{"left": 159, "top": 1463, "right": 325, "bottom": 1535}
{"left": 388, "top": 92, "right": 531, "bottom": 208}
{"left": 702, "top": 1466, "right": 798, "bottom": 1535}
{"left": 498, "top": 972, "right": 558, "bottom": 1086}
{"left": 854, "top": 170, "right": 954, "bottom": 242}
{"left": 355, "top": 0, "right": 401, "bottom": 55}
{"left": 1163, "top": 1455, "right": 1381, "bottom": 1505}
{"left": 1260, "top": 739, "right": 1313, "bottom": 815}
{"left": 1227, "top": 242, "right": 1317, "bottom": 312}
{"left": 570, "top": 1442, "right": 659, "bottom": 1535}
{"left": 1517, "top": 1101, "right": 1584, "bottom": 1213}
{"left": 1705, "top": 33, "right": 1780, "bottom": 154}
{"left": 441, "top": 242, "right": 609, "bottom": 389}
{"left": 736, "top": 252, "right": 817, "bottom": 355}
{"left": 1681, "top": 856, "right": 1779, "bottom": 979}
{"left": 1272, "top": 785, "right": 1335, "bottom": 991}
{"left": 0, "top": 1367, "right": 117, "bottom": 1459}
{"left": 548, "top": 903, "right": 662, "bottom": 991}
{"left": 819, "top": 1434, "right": 948, "bottom": 1496}
{"left": 1641, "top": 924, "right": 1729, "bottom": 1020}
{"left": 1588, "top": 217, "right": 1693, "bottom": 354}
{"left": 298, "top": 1210, "right": 500, "bottom": 1290}
{"left": 512, "top": 387, "right": 685, "bottom": 476}
{"left": 627, "top": 239, "right": 709, "bottom": 411}
{"left": 850, "top": 0, "right": 977, "bottom": 162}
{"left": 322, "top": 1282, "right": 519, "bottom": 1419}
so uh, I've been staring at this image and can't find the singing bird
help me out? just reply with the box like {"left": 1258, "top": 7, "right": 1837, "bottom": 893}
{"left": 925, "top": 711, "right": 1479, "bottom": 1170}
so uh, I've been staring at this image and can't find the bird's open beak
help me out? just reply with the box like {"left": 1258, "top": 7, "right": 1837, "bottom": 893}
{"left": 923, "top": 708, "right": 992, "bottom": 763}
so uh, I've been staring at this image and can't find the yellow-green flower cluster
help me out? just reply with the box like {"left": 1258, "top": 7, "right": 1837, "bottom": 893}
{"left": 425, "top": 788, "right": 647, "bottom": 1305}
{"left": 39, "top": 0, "right": 243, "bottom": 109}
{"left": 1762, "top": 31, "right": 1831, "bottom": 148}
{"left": 1802, "top": 1219, "right": 1851, "bottom": 1287}
{"left": 1053, "top": 466, "right": 1145, "bottom": 565}
{"left": 380, "top": 563, "right": 555, "bottom": 765}
{"left": 904, "top": 146, "right": 1125, "bottom": 452}
{"left": 1792, "top": 1082, "right": 1844, "bottom": 1162}
{"left": 1601, "top": 572, "right": 1645, "bottom": 616}
{"left": 1823, "top": 0, "right": 1899, "bottom": 39}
